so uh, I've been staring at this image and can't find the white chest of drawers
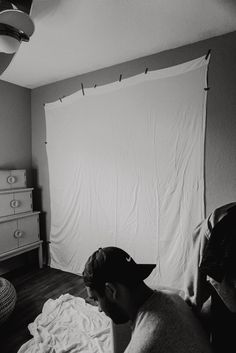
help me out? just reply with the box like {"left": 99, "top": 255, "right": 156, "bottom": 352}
{"left": 0, "top": 171, "right": 42, "bottom": 268}
{"left": 0, "top": 188, "right": 33, "bottom": 217}
{"left": 0, "top": 169, "right": 26, "bottom": 190}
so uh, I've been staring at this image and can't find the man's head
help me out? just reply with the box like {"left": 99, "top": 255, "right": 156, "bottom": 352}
{"left": 83, "top": 247, "right": 155, "bottom": 323}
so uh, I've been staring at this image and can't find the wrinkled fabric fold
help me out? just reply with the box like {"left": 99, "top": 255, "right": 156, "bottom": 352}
{"left": 18, "top": 294, "right": 112, "bottom": 353}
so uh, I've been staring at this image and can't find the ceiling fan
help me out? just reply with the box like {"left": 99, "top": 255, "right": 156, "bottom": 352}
{"left": 0, "top": 0, "right": 34, "bottom": 74}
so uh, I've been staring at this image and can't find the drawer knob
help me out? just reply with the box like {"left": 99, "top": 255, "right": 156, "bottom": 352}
{"left": 10, "top": 200, "right": 20, "bottom": 208}
{"left": 7, "top": 176, "right": 16, "bottom": 184}
{"left": 14, "top": 230, "right": 24, "bottom": 238}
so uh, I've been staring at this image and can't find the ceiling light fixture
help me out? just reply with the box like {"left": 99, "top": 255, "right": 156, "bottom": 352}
{"left": 0, "top": 1, "right": 34, "bottom": 54}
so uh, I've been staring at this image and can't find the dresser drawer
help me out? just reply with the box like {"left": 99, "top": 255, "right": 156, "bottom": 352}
{"left": 0, "top": 213, "right": 40, "bottom": 253}
{"left": 0, "top": 221, "right": 18, "bottom": 253}
{"left": 17, "top": 214, "right": 40, "bottom": 247}
{"left": 0, "top": 188, "right": 33, "bottom": 217}
{"left": 0, "top": 170, "right": 26, "bottom": 190}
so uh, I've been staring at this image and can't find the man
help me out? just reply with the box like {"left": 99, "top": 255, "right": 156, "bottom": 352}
{"left": 184, "top": 202, "right": 236, "bottom": 353}
{"left": 83, "top": 246, "right": 212, "bottom": 353}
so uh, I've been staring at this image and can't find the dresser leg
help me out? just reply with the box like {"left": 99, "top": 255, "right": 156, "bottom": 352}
{"left": 38, "top": 244, "right": 43, "bottom": 269}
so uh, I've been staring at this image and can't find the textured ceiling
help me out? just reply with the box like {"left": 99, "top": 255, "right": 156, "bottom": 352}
{"left": 1, "top": 0, "right": 236, "bottom": 88}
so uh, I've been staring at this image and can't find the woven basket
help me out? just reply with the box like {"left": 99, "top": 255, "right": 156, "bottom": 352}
{"left": 0, "top": 277, "right": 17, "bottom": 325}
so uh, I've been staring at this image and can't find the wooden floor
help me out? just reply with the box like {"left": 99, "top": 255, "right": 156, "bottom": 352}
{"left": 0, "top": 266, "right": 87, "bottom": 353}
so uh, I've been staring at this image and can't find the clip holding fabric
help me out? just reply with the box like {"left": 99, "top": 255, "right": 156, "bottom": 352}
{"left": 145, "top": 68, "right": 148, "bottom": 74}
{"left": 59, "top": 95, "right": 66, "bottom": 102}
{"left": 119, "top": 74, "right": 122, "bottom": 82}
{"left": 81, "top": 83, "right": 85, "bottom": 96}
{"left": 205, "top": 49, "right": 211, "bottom": 61}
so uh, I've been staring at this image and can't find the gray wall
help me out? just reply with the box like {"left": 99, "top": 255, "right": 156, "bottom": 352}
{"left": 31, "top": 31, "right": 236, "bottom": 252}
{"left": 0, "top": 80, "right": 32, "bottom": 272}
{"left": 0, "top": 80, "right": 32, "bottom": 170}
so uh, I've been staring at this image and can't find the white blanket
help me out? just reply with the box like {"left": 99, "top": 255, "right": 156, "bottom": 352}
{"left": 18, "top": 294, "right": 112, "bottom": 353}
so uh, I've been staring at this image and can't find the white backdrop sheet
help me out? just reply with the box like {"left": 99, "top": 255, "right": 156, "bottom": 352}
{"left": 45, "top": 56, "right": 209, "bottom": 290}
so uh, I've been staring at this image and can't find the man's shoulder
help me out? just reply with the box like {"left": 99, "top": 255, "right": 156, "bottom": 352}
{"left": 134, "top": 290, "right": 184, "bottom": 329}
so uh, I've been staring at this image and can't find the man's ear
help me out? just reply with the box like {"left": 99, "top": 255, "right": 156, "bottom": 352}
{"left": 105, "top": 282, "right": 117, "bottom": 301}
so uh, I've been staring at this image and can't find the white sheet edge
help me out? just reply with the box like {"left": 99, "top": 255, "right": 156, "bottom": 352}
{"left": 45, "top": 55, "right": 210, "bottom": 111}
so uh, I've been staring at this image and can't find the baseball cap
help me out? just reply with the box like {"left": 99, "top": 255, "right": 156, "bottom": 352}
{"left": 83, "top": 246, "right": 156, "bottom": 288}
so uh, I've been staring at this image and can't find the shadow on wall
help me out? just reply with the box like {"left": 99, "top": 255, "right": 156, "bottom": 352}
{"left": 216, "top": 0, "right": 236, "bottom": 12}
{"left": 32, "top": 168, "right": 50, "bottom": 267}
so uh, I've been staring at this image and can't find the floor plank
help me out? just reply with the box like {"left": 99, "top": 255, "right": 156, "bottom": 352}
{"left": 0, "top": 266, "right": 87, "bottom": 353}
